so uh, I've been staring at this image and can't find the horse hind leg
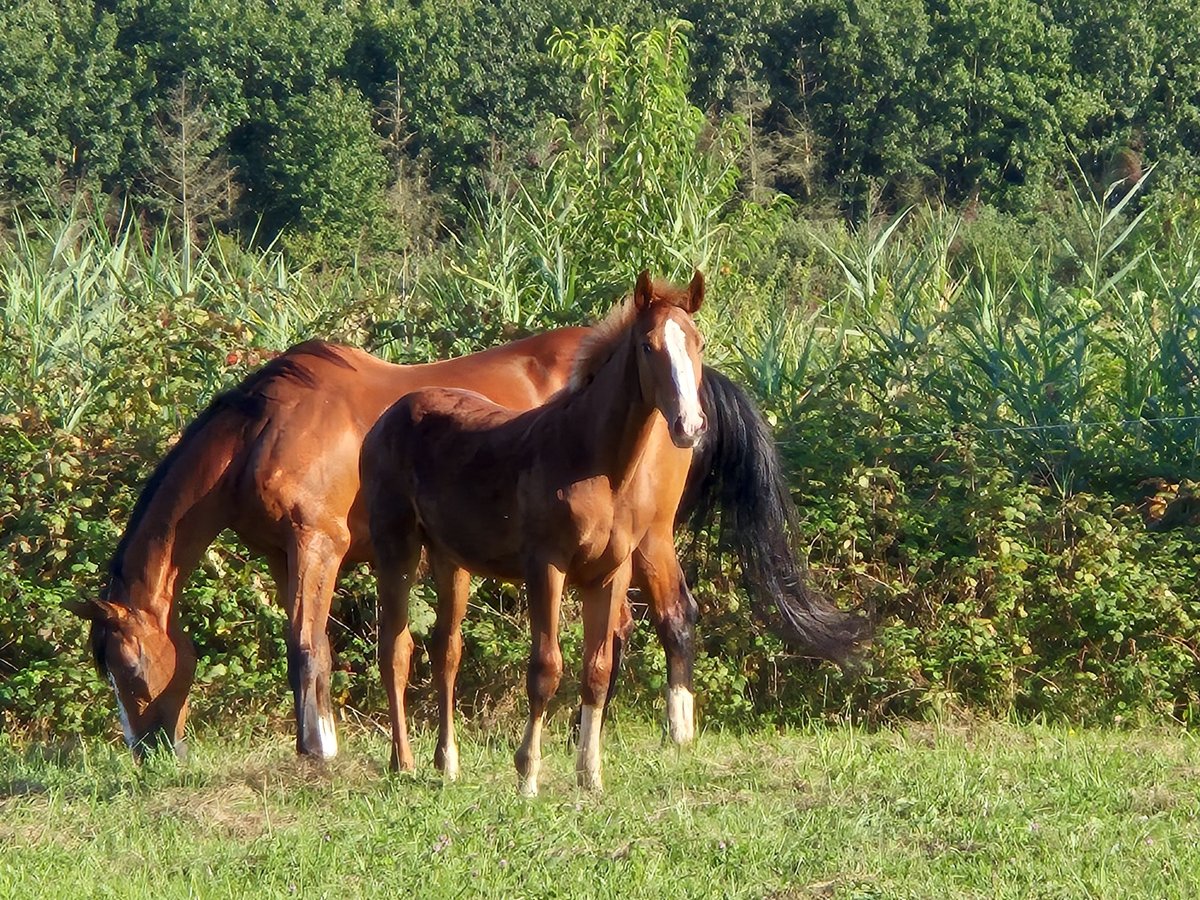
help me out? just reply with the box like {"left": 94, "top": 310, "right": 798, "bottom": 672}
{"left": 514, "top": 564, "right": 566, "bottom": 797}
{"left": 430, "top": 557, "right": 469, "bottom": 780}
{"left": 374, "top": 515, "right": 422, "bottom": 773}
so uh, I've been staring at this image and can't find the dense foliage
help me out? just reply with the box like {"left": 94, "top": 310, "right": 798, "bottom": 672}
{"left": 4, "top": 1, "right": 1200, "bottom": 247}
{"left": 3, "top": 19, "right": 1200, "bottom": 743}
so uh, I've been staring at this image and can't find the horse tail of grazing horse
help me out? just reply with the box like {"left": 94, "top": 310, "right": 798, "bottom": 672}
{"left": 678, "top": 366, "right": 872, "bottom": 664}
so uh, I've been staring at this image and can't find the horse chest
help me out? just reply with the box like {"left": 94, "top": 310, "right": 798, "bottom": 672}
{"left": 550, "top": 481, "right": 639, "bottom": 571}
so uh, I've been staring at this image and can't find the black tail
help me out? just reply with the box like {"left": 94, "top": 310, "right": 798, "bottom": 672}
{"left": 678, "top": 366, "right": 871, "bottom": 664}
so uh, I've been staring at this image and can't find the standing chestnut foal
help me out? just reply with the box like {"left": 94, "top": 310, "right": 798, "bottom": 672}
{"left": 362, "top": 271, "right": 706, "bottom": 793}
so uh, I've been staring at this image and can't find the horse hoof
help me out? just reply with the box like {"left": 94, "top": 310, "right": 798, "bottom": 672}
{"left": 389, "top": 753, "right": 416, "bottom": 774}
{"left": 435, "top": 746, "right": 460, "bottom": 781}
{"left": 668, "top": 720, "right": 694, "bottom": 745}
{"left": 517, "top": 778, "right": 539, "bottom": 797}
{"left": 576, "top": 769, "right": 603, "bottom": 792}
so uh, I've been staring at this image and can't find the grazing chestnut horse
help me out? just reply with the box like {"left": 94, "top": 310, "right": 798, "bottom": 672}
{"left": 70, "top": 293, "right": 868, "bottom": 762}
{"left": 361, "top": 271, "right": 707, "bottom": 793}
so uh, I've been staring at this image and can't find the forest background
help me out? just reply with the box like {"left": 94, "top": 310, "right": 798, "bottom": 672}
{"left": 5, "top": 0, "right": 1200, "bottom": 741}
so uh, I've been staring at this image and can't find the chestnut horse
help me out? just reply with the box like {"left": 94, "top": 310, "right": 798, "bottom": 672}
{"left": 361, "top": 272, "right": 707, "bottom": 793}
{"left": 70, "top": 294, "right": 868, "bottom": 761}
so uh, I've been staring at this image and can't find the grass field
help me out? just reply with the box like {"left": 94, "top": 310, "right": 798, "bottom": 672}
{"left": 1, "top": 718, "right": 1198, "bottom": 898}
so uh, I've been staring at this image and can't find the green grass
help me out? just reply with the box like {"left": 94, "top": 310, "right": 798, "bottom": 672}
{"left": 2, "top": 720, "right": 1198, "bottom": 898}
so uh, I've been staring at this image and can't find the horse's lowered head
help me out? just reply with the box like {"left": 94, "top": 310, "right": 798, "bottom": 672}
{"left": 69, "top": 588, "right": 196, "bottom": 760}
{"left": 630, "top": 269, "right": 707, "bottom": 449}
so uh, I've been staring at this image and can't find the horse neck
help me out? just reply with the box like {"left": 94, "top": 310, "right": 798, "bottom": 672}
{"left": 110, "top": 443, "right": 233, "bottom": 617}
{"left": 571, "top": 336, "right": 660, "bottom": 487}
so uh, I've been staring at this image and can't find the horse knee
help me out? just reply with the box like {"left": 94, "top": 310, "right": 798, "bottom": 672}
{"left": 528, "top": 645, "right": 562, "bottom": 702}
{"left": 379, "top": 628, "right": 413, "bottom": 671}
{"left": 581, "top": 657, "right": 613, "bottom": 707}
{"left": 291, "top": 634, "right": 332, "bottom": 671}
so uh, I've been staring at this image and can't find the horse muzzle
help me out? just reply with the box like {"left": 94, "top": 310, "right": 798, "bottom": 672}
{"left": 670, "top": 412, "right": 707, "bottom": 448}
{"left": 131, "top": 723, "right": 188, "bottom": 763}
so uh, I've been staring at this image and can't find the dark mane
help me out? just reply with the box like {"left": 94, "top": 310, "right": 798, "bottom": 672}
{"left": 92, "top": 341, "right": 354, "bottom": 674}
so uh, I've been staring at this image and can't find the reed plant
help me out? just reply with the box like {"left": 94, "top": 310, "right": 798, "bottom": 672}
{"left": 0, "top": 202, "right": 390, "bottom": 432}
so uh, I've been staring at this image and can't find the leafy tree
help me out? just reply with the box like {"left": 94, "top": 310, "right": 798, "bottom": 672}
{"left": 919, "top": 0, "right": 1088, "bottom": 208}
{"left": 1051, "top": 0, "right": 1200, "bottom": 194}
{"left": 0, "top": 2, "right": 140, "bottom": 200}
{"left": 348, "top": 0, "right": 657, "bottom": 211}
{"left": 769, "top": 0, "right": 932, "bottom": 212}
{"left": 263, "top": 82, "right": 389, "bottom": 261}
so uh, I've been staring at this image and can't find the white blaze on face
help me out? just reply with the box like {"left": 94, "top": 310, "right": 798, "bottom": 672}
{"left": 663, "top": 318, "right": 704, "bottom": 440}
{"left": 110, "top": 675, "right": 136, "bottom": 748}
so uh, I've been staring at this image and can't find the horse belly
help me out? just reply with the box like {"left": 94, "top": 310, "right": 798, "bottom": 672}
{"left": 410, "top": 451, "right": 526, "bottom": 580}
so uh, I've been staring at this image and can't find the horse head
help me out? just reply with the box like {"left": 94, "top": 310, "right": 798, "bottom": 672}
{"left": 68, "top": 593, "right": 195, "bottom": 760}
{"left": 631, "top": 269, "right": 707, "bottom": 449}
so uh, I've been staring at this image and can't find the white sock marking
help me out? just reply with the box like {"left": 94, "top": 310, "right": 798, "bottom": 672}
{"left": 517, "top": 714, "right": 544, "bottom": 796}
{"left": 317, "top": 712, "right": 339, "bottom": 759}
{"left": 667, "top": 685, "right": 695, "bottom": 744}
{"left": 575, "top": 704, "right": 605, "bottom": 791}
{"left": 440, "top": 732, "right": 461, "bottom": 781}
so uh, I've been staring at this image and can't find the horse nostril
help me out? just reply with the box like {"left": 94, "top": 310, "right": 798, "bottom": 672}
{"left": 697, "top": 415, "right": 708, "bottom": 434}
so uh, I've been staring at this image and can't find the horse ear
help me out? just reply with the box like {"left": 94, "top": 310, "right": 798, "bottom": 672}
{"left": 685, "top": 269, "right": 705, "bottom": 313}
{"left": 633, "top": 270, "right": 653, "bottom": 310}
{"left": 65, "top": 598, "right": 128, "bottom": 623}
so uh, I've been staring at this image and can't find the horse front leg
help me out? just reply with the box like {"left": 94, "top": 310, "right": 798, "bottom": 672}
{"left": 429, "top": 557, "right": 470, "bottom": 780}
{"left": 514, "top": 563, "right": 566, "bottom": 797}
{"left": 568, "top": 594, "right": 635, "bottom": 747}
{"left": 633, "top": 527, "right": 698, "bottom": 745}
{"left": 576, "top": 561, "right": 633, "bottom": 792}
{"left": 280, "top": 527, "right": 349, "bottom": 759}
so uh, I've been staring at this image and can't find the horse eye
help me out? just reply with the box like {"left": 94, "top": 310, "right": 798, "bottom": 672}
{"left": 641, "top": 341, "right": 653, "bottom": 354}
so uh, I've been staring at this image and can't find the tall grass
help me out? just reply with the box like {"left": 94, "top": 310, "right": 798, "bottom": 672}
{"left": 4, "top": 721, "right": 1200, "bottom": 899}
{"left": 729, "top": 171, "right": 1200, "bottom": 490}
{"left": 0, "top": 204, "right": 392, "bottom": 432}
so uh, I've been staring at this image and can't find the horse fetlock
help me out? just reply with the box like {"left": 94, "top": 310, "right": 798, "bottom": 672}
{"left": 316, "top": 711, "right": 339, "bottom": 758}
{"left": 513, "top": 745, "right": 540, "bottom": 777}
{"left": 298, "top": 705, "right": 339, "bottom": 759}
{"left": 435, "top": 742, "right": 461, "bottom": 781}
{"left": 390, "top": 746, "right": 416, "bottom": 773}
{"left": 575, "top": 761, "right": 604, "bottom": 792}
{"left": 514, "top": 749, "right": 541, "bottom": 796}
{"left": 575, "top": 704, "right": 605, "bottom": 792}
